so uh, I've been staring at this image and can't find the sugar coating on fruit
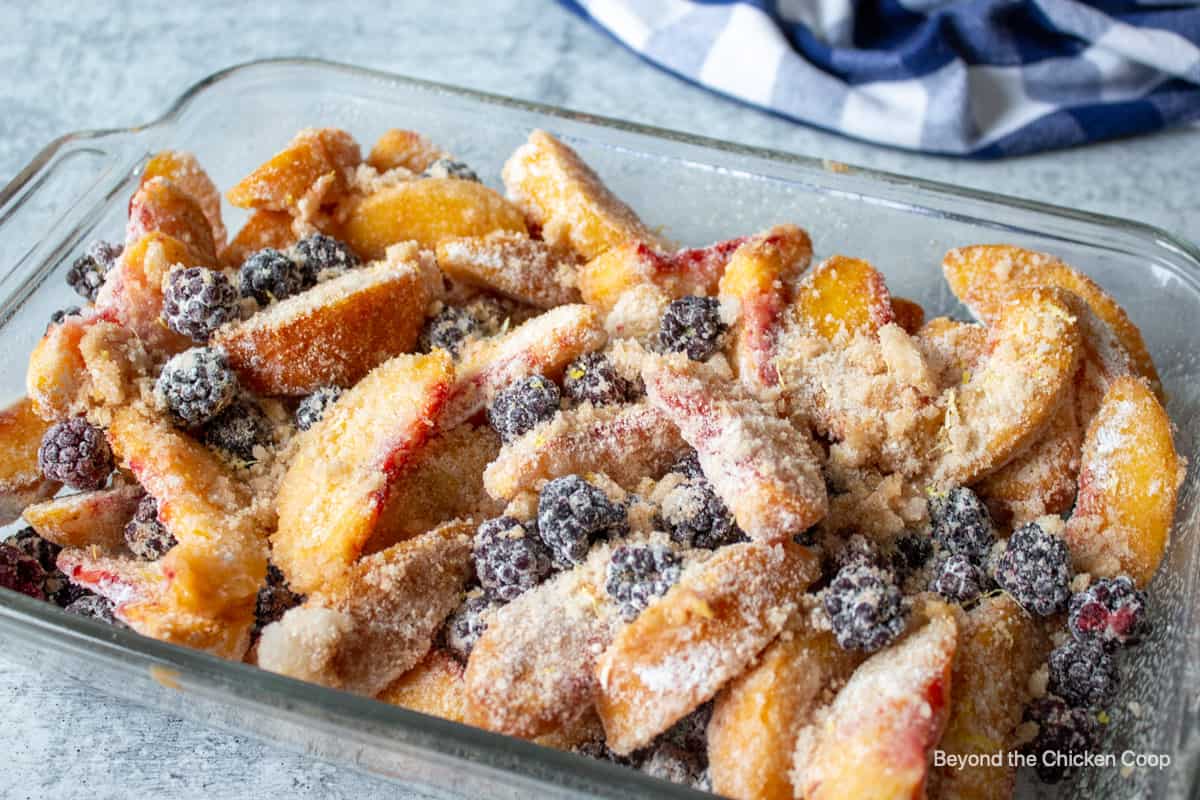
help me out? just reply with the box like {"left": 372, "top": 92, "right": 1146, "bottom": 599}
{"left": 442, "top": 589, "right": 495, "bottom": 661}
{"left": 67, "top": 241, "right": 122, "bottom": 301}
{"left": 473, "top": 516, "right": 554, "bottom": 602}
{"left": 436, "top": 231, "right": 579, "bottom": 309}
{"left": 537, "top": 474, "right": 627, "bottom": 567}
{"left": 162, "top": 267, "right": 240, "bottom": 342}
{"left": 822, "top": 561, "right": 907, "bottom": 651}
{"left": 155, "top": 346, "right": 238, "bottom": 427}
{"left": 418, "top": 306, "right": 479, "bottom": 357}
{"left": 487, "top": 374, "right": 561, "bottom": 444}
{"left": 993, "top": 521, "right": 1072, "bottom": 616}
{"left": 202, "top": 399, "right": 274, "bottom": 465}
{"left": 38, "top": 417, "right": 114, "bottom": 491}
{"left": 658, "top": 475, "right": 741, "bottom": 550}
{"left": 605, "top": 543, "right": 682, "bottom": 621}
{"left": 658, "top": 296, "right": 727, "bottom": 362}
{"left": 240, "top": 248, "right": 303, "bottom": 305}
{"left": 422, "top": 157, "right": 480, "bottom": 182}
{"left": 124, "top": 495, "right": 177, "bottom": 561}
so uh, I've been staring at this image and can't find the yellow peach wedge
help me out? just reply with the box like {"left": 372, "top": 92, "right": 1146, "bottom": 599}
{"left": 578, "top": 236, "right": 746, "bottom": 313}
{"left": 226, "top": 127, "right": 361, "bottom": 213}
{"left": 222, "top": 209, "right": 297, "bottom": 267}
{"left": 793, "top": 255, "right": 895, "bottom": 341}
{"left": 436, "top": 230, "right": 580, "bottom": 309}
{"left": 126, "top": 177, "right": 217, "bottom": 264}
{"left": 0, "top": 397, "right": 60, "bottom": 522}
{"left": 22, "top": 483, "right": 144, "bottom": 551}
{"left": 141, "top": 150, "right": 226, "bottom": 248}
{"left": 366, "top": 129, "right": 445, "bottom": 173}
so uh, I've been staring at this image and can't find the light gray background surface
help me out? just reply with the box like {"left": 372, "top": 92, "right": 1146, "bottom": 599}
{"left": 2, "top": 2, "right": 1198, "bottom": 798}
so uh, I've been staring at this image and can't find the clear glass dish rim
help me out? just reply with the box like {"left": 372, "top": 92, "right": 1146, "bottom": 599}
{"left": 1, "top": 57, "right": 1197, "bottom": 799}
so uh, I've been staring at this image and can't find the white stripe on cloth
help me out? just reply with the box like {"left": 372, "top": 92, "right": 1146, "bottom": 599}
{"left": 577, "top": 0, "right": 693, "bottom": 50}
{"left": 698, "top": 4, "right": 790, "bottom": 106}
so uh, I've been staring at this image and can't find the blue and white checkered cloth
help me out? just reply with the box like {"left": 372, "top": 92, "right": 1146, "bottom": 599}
{"left": 562, "top": 0, "right": 1200, "bottom": 157}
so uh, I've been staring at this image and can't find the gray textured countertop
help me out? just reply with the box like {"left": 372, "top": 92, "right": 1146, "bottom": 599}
{"left": 3, "top": 2, "right": 1198, "bottom": 798}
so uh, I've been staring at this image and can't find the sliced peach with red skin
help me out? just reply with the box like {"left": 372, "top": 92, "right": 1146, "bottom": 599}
{"left": 578, "top": 236, "right": 746, "bottom": 313}
{"left": 23, "top": 483, "right": 143, "bottom": 551}
{"left": 226, "top": 127, "right": 361, "bottom": 213}
{"left": 502, "top": 129, "right": 663, "bottom": 259}
{"left": 272, "top": 350, "right": 454, "bottom": 594}
{"left": 367, "top": 129, "right": 445, "bottom": 173}
{"left": 795, "top": 603, "right": 958, "bottom": 800}
{"left": 718, "top": 225, "right": 813, "bottom": 389}
{"left": 214, "top": 243, "right": 440, "bottom": 395}
{"left": 942, "top": 244, "right": 1161, "bottom": 398}
{"left": 222, "top": 209, "right": 297, "bottom": 267}
{"left": 643, "top": 354, "right": 828, "bottom": 543}
{"left": 436, "top": 231, "right": 581, "bottom": 309}
{"left": 141, "top": 150, "right": 226, "bottom": 248}
{"left": 1065, "top": 376, "right": 1181, "bottom": 587}
{"left": 595, "top": 541, "right": 820, "bottom": 755}
{"left": 338, "top": 178, "right": 527, "bottom": 260}
{"left": 793, "top": 255, "right": 894, "bottom": 341}
{"left": 0, "top": 397, "right": 60, "bottom": 522}
{"left": 126, "top": 177, "right": 217, "bottom": 264}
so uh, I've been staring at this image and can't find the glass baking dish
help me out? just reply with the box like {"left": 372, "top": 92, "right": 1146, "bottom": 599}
{"left": 0, "top": 58, "right": 1197, "bottom": 800}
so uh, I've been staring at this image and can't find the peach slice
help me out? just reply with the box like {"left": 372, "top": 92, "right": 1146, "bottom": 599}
{"left": 1064, "top": 376, "right": 1181, "bottom": 586}
{"left": 890, "top": 297, "right": 926, "bottom": 336}
{"left": 643, "top": 355, "right": 827, "bottom": 542}
{"left": 141, "top": 150, "right": 226, "bottom": 249}
{"left": 718, "top": 225, "right": 813, "bottom": 389}
{"left": 367, "top": 129, "right": 445, "bottom": 173}
{"left": 942, "top": 244, "right": 1161, "bottom": 398}
{"left": 929, "top": 596, "right": 1049, "bottom": 800}
{"left": 578, "top": 236, "right": 746, "bottom": 313}
{"left": 272, "top": 351, "right": 454, "bottom": 594}
{"left": 482, "top": 401, "right": 685, "bottom": 501}
{"left": 222, "top": 210, "right": 297, "bottom": 267}
{"left": 708, "top": 623, "right": 861, "bottom": 800}
{"left": 23, "top": 483, "right": 143, "bottom": 551}
{"left": 226, "top": 127, "right": 361, "bottom": 213}
{"left": 793, "top": 255, "right": 894, "bottom": 341}
{"left": 502, "top": 129, "right": 662, "bottom": 259}
{"left": 0, "top": 397, "right": 60, "bottom": 522}
{"left": 795, "top": 603, "right": 958, "bottom": 800}
{"left": 257, "top": 520, "right": 473, "bottom": 696}
{"left": 595, "top": 541, "right": 820, "bottom": 755}
{"left": 978, "top": 399, "right": 1081, "bottom": 525}
{"left": 436, "top": 231, "right": 580, "bottom": 309}
{"left": 914, "top": 317, "right": 988, "bottom": 393}
{"left": 214, "top": 243, "right": 441, "bottom": 396}
{"left": 442, "top": 304, "right": 606, "bottom": 430}
{"left": 338, "top": 178, "right": 527, "bottom": 260}
{"left": 27, "top": 312, "right": 97, "bottom": 420}
{"left": 126, "top": 177, "right": 217, "bottom": 264}
{"left": 931, "top": 288, "right": 1081, "bottom": 486}
{"left": 379, "top": 648, "right": 469, "bottom": 722}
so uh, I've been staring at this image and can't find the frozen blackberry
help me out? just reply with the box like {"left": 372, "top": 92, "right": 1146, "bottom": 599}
{"left": 993, "top": 521, "right": 1072, "bottom": 616}
{"left": 574, "top": 740, "right": 634, "bottom": 767}
{"left": 891, "top": 532, "right": 933, "bottom": 581}
{"left": 606, "top": 544, "right": 682, "bottom": 621}
{"left": 421, "top": 158, "right": 481, "bottom": 182}
{"left": 562, "top": 352, "right": 631, "bottom": 406}
{"left": 1022, "top": 696, "right": 1100, "bottom": 783}
{"left": 162, "top": 267, "right": 239, "bottom": 341}
{"left": 931, "top": 553, "right": 986, "bottom": 603}
{"left": 1048, "top": 639, "right": 1118, "bottom": 708}
{"left": 658, "top": 296, "right": 726, "bottom": 361}
{"left": 659, "top": 478, "right": 740, "bottom": 550}
{"left": 4, "top": 527, "right": 61, "bottom": 573}
{"left": 538, "top": 475, "right": 627, "bottom": 567}
{"left": 0, "top": 543, "right": 48, "bottom": 600}
{"left": 156, "top": 347, "right": 238, "bottom": 427}
{"left": 295, "top": 385, "right": 343, "bottom": 431}
{"left": 38, "top": 417, "right": 113, "bottom": 490}
{"left": 823, "top": 562, "right": 907, "bottom": 652}
{"left": 65, "top": 593, "right": 123, "bottom": 626}
{"left": 124, "top": 495, "right": 177, "bottom": 561}
{"left": 203, "top": 399, "right": 273, "bottom": 465}
{"left": 929, "top": 487, "right": 994, "bottom": 563}
{"left": 48, "top": 306, "right": 82, "bottom": 330}
{"left": 254, "top": 564, "right": 304, "bottom": 634}
{"left": 239, "top": 248, "right": 302, "bottom": 305}
{"left": 418, "top": 306, "right": 478, "bottom": 357}
{"left": 1068, "top": 576, "right": 1147, "bottom": 650}
{"left": 443, "top": 591, "right": 494, "bottom": 660}
{"left": 487, "top": 374, "right": 560, "bottom": 443}
{"left": 661, "top": 701, "right": 713, "bottom": 755}
{"left": 639, "top": 742, "right": 707, "bottom": 788}
{"left": 66, "top": 240, "right": 121, "bottom": 301}
{"left": 47, "top": 578, "right": 87, "bottom": 609}
{"left": 474, "top": 516, "right": 554, "bottom": 602}
{"left": 292, "top": 233, "right": 358, "bottom": 285}
{"left": 833, "top": 533, "right": 882, "bottom": 571}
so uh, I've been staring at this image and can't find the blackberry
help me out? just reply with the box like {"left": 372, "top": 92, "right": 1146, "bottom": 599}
{"left": 823, "top": 562, "right": 907, "bottom": 652}
{"left": 661, "top": 701, "right": 712, "bottom": 755}
{"left": 659, "top": 478, "right": 740, "bottom": 550}
{"left": 669, "top": 450, "right": 703, "bottom": 480}
{"left": 239, "top": 248, "right": 302, "bottom": 305}
{"left": 993, "top": 521, "right": 1072, "bottom": 616}
{"left": 418, "top": 306, "right": 478, "bottom": 357}
{"left": 203, "top": 399, "right": 273, "bottom": 465}
{"left": 292, "top": 233, "right": 358, "bottom": 285}
{"left": 487, "top": 374, "right": 560, "bottom": 443}
{"left": 891, "top": 532, "right": 933, "bottom": 581}
{"left": 474, "top": 517, "right": 554, "bottom": 602}
{"left": 156, "top": 347, "right": 238, "bottom": 427}
{"left": 421, "top": 158, "right": 481, "bottom": 182}
{"left": 48, "top": 306, "right": 82, "bottom": 330}
{"left": 1022, "top": 696, "right": 1100, "bottom": 783}
{"left": 1068, "top": 576, "right": 1147, "bottom": 650}
{"left": 1048, "top": 638, "right": 1118, "bottom": 708}
{"left": 605, "top": 544, "right": 682, "bottom": 621}
{"left": 162, "top": 267, "right": 239, "bottom": 341}
{"left": 929, "top": 487, "right": 994, "bottom": 563}
{"left": 931, "top": 553, "right": 986, "bottom": 603}
{"left": 254, "top": 564, "right": 304, "bottom": 634}
{"left": 639, "top": 743, "right": 707, "bottom": 788}
{"left": 65, "top": 593, "right": 124, "bottom": 626}
{"left": 833, "top": 533, "right": 882, "bottom": 571}
{"left": 0, "top": 543, "right": 48, "bottom": 600}
{"left": 38, "top": 417, "right": 113, "bottom": 490}
{"left": 537, "top": 475, "right": 626, "bottom": 567}
{"left": 443, "top": 590, "right": 494, "bottom": 660}
{"left": 124, "top": 495, "right": 177, "bottom": 561}
{"left": 4, "top": 527, "right": 61, "bottom": 572}
{"left": 47, "top": 579, "right": 87, "bottom": 609}
{"left": 562, "top": 352, "right": 631, "bottom": 406}
{"left": 295, "top": 386, "right": 343, "bottom": 431}
{"left": 66, "top": 240, "right": 121, "bottom": 301}
{"left": 574, "top": 740, "right": 634, "bottom": 767}
{"left": 658, "top": 296, "right": 726, "bottom": 361}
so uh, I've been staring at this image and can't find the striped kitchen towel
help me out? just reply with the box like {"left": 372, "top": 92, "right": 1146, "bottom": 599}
{"left": 562, "top": 0, "right": 1200, "bottom": 157}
